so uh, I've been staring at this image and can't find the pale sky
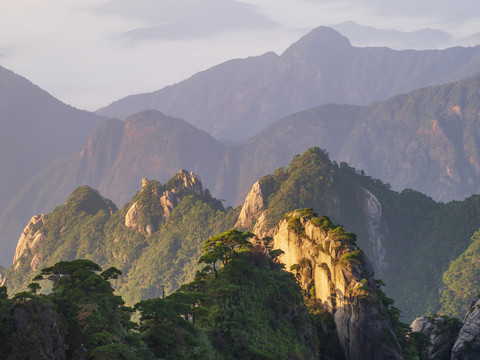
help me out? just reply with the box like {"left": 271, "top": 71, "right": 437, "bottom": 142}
{"left": 1, "top": 0, "right": 479, "bottom": 111}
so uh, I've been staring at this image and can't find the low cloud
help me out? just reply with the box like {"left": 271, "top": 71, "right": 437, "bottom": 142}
{"left": 95, "top": 0, "right": 277, "bottom": 41}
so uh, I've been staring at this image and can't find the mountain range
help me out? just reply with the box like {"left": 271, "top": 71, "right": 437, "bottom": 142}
{"left": 98, "top": 26, "right": 480, "bottom": 141}
{"left": 1, "top": 26, "right": 480, "bottom": 269}
{"left": 3, "top": 74, "right": 480, "bottom": 267}
{"left": 0, "top": 148, "right": 476, "bottom": 318}
{"left": 4, "top": 24, "right": 480, "bottom": 359}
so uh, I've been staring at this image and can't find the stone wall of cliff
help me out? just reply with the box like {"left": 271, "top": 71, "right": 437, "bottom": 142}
{"left": 12, "top": 214, "right": 46, "bottom": 272}
{"left": 273, "top": 210, "right": 403, "bottom": 360}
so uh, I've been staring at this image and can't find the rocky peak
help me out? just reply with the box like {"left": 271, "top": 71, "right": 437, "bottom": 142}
{"left": 235, "top": 177, "right": 277, "bottom": 238}
{"left": 173, "top": 170, "right": 204, "bottom": 196}
{"left": 235, "top": 181, "right": 266, "bottom": 229}
{"left": 273, "top": 209, "right": 403, "bottom": 360}
{"left": 125, "top": 172, "right": 206, "bottom": 235}
{"left": 12, "top": 214, "right": 47, "bottom": 271}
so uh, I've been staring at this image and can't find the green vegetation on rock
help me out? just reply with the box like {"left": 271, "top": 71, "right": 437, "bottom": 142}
{"left": 243, "top": 147, "right": 480, "bottom": 321}
{"left": 0, "top": 233, "right": 345, "bottom": 360}
{"left": 440, "top": 230, "right": 480, "bottom": 317}
{"left": 5, "top": 172, "right": 240, "bottom": 306}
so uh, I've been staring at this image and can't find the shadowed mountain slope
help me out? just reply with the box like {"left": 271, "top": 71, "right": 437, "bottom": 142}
{"left": 0, "top": 66, "right": 104, "bottom": 218}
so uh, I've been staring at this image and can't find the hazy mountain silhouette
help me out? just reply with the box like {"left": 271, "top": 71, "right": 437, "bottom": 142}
{"left": 0, "top": 66, "right": 104, "bottom": 218}
{"left": 331, "top": 21, "right": 452, "bottom": 49}
{"left": 98, "top": 26, "right": 480, "bottom": 141}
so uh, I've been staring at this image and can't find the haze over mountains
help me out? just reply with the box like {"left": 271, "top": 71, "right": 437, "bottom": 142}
{"left": 2, "top": 75, "right": 480, "bottom": 268}
{"left": 0, "top": 66, "right": 104, "bottom": 218}
{"left": 2, "top": 25, "right": 480, "bottom": 269}
{"left": 4, "top": 21, "right": 480, "bottom": 359}
{"left": 331, "top": 21, "right": 454, "bottom": 50}
{"left": 98, "top": 26, "right": 480, "bottom": 141}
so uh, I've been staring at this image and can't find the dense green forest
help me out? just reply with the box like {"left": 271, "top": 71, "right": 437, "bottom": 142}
{"left": 0, "top": 237, "right": 332, "bottom": 359}
{"left": 1, "top": 228, "right": 431, "bottom": 360}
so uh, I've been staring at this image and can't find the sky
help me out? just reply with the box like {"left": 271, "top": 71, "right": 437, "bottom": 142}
{"left": 0, "top": 0, "right": 479, "bottom": 111}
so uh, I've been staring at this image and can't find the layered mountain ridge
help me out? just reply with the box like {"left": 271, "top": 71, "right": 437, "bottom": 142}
{"left": 4, "top": 170, "right": 233, "bottom": 303}
{"left": 4, "top": 74, "right": 480, "bottom": 266}
{"left": 3, "top": 28, "right": 480, "bottom": 267}
{"left": 98, "top": 26, "right": 480, "bottom": 141}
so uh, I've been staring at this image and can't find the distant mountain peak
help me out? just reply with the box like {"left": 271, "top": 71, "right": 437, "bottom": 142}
{"left": 282, "top": 26, "right": 352, "bottom": 57}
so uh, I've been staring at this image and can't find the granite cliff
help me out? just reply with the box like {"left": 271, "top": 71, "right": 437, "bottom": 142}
{"left": 272, "top": 209, "right": 404, "bottom": 360}
{"left": 451, "top": 298, "right": 480, "bottom": 359}
{"left": 12, "top": 214, "right": 47, "bottom": 272}
{"left": 233, "top": 148, "right": 480, "bottom": 320}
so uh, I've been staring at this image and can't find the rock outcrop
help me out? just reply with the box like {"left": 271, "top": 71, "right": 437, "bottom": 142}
{"left": 410, "top": 315, "right": 460, "bottom": 359}
{"left": 410, "top": 303, "right": 480, "bottom": 360}
{"left": 273, "top": 210, "right": 403, "bottom": 360}
{"left": 235, "top": 181, "right": 266, "bottom": 229}
{"left": 125, "top": 171, "right": 206, "bottom": 235}
{"left": 234, "top": 178, "right": 277, "bottom": 238}
{"left": 12, "top": 214, "right": 46, "bottom": 272}
{"left": 235, "top": 176, "right": 391, "bottom": 274}
{"left": 451, "top": 298, "right": 480, "bottom": 360}
{"left": 176, "top": 170, "right": 204, "bottom": 197}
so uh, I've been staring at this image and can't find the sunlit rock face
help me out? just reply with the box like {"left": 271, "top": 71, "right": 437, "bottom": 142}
{"left": 125, "top": 171, "right": 206, "bottom": 236}
{"left": 235, "top": 181, "right": 265, "bottom": 229}
{"left": 12, "top": 214, "right": 47, "bottom": 272}
{"left": 273, "top": 210, "right": 403, "bottom": 360}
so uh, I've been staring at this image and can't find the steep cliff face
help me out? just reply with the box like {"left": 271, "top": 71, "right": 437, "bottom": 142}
{"left": 410, "top": 299, "right": 480, "bottom": 360}
{"left": 273, "top": 210, "right": 403, "bottom": 360}
{"left": 236, "top": 174, "right": 390, "bottom": 275}
{"left": 12, "top": 214, "right": 46, "bottom": 272}
{"left": 362, "top": 188, "right": 389, "bottom": 274}
{"left": 451, "top": 298, "right": 480, "bottom": 360}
